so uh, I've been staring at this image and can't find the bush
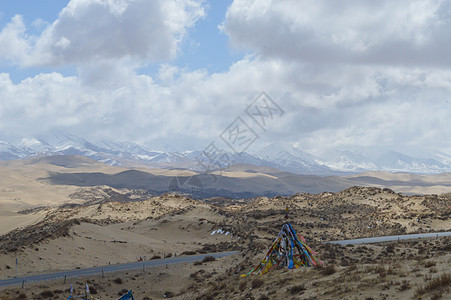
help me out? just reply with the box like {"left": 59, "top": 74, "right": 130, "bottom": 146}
{"left": 385, "top": 244, "right": 395, "bottom": 253}
{"left": 424, "top": 260, "right": 436, "bottom": 268}
{"left": 415, "top": 273, "right": 451, "bottom": 297}
{"left": 398, "top": 280, "right": 410, "bottom": 291}
{"left": 89, "top": 286, "right": 97, "bottom": 294}
{"left": 321, "top": 265, "right": 336, "bottom": 276}
{"left": 374, "top": 266, "right": 386, "bottom": 278}
{"left": 251, "top": 279, "right": 264, "bottom": 289}
{"left": 113, "top": 277, "right": 123, "bottom": 284}
{"left": 288, "top": 284, "right": 306, "bottom": 295}
{"left": 163, "top": 291, "right": 175, "bottom": 298}
{"left": 202, "top": 256, "right": 216, "bottom": 263}
{"left": 39, "top": 290, "right": 54, "bottom": 298}
{"left": 117, "top": 289, "right": 128, "bottom": 296}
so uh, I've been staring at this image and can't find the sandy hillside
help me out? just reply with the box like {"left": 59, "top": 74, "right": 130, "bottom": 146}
{"left": 0, "top": 156, "right": 198, "bottom": 235}
{"left": 1, "top": 156, "right": 450, "bottom": 237}
{"left": 0, "top": 186, "right": 449, "bottom": 299}
{"left": 345, "top": 171, "right": 451, "bottom": 195}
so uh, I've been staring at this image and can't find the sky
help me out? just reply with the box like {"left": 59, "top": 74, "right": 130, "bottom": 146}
{"left": 0, "top": 0, "right": 450, "bottom": 156}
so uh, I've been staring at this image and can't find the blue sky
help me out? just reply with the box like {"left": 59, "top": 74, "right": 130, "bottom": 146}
{"left": 173, "top": 0, "right": 241, "bottom": 74}
{"left": 0, "top": 0, "right": 449, "bottom": 158}
{"left": 0, "top": 0, "right": 240, "bottom": 83}
{"left": 0, "top": 1, "right": 69, "bottom": 82}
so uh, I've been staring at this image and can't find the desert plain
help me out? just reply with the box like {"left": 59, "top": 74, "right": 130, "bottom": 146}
{"left": 0, "top": 156, "right": 449, "bottom": 299}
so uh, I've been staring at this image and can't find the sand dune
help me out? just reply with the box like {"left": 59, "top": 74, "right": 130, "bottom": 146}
{"left": 0, "top": 185, "right": 449, "bottom": 299}
{"left": 1, "top": 155, "right": 450, "bottom": 236}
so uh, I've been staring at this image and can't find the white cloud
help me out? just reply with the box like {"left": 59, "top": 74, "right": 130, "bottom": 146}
{"left": 0, "top": 15, "right": 31, "bottom": 63}
{"left": 0, "top": 0, "right": 205, "bottom": 66}
{"left": 223, "top": 0, "right": 451, "bottom": 68}
{"left": 0, "top": 56, "right": 449, "bottom": 154}
{"left": 0, "top": 0, "right": 449, "bottom": 157}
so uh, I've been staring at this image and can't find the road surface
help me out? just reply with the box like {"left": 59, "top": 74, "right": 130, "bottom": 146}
{"left": 325, "top": 231, "right": 451, "bottom": 245}
{"left": 2, "top": 231, "right": 450, "bottom": 288}
{"left": 0, "top": 251, "right": 238, "bottom": 288}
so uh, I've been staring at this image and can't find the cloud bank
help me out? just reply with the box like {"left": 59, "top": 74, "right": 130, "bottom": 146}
{"left": 0, "top": 0, "right": 449, "bottom": 155}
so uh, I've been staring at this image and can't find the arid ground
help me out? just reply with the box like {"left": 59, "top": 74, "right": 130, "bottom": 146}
{"left": 0, "top": 157, "right": 450, "bottom": 299}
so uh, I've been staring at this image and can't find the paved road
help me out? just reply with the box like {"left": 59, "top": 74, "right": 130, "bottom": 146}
{"left": 0, "top": 251, "right": 238, "bottom": 288}
{"left": 2, "top": 231, "right": 449, "bottom": 288}
{"left": 325, "top": 231, "right": 451, "bottom": 245}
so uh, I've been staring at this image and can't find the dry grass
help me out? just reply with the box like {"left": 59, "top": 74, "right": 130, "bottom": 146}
{"left": 288, "top": 284, "right": 306, "bottom": 295}
{"left": 251, "top": 278, "right": 264, "bottom": 289}
{"left": 320, "top": 264, "right": 336, "bottom": 275}
{"left": 202, "top": 256, "right": 216, "bottom": 263}
{"left": 414, "top": 273, "right": 451, "bottom": 298}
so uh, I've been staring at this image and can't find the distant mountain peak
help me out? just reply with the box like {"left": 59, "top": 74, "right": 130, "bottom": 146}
{"left": 0, "top": 133, "right": 449, "bottom": 175}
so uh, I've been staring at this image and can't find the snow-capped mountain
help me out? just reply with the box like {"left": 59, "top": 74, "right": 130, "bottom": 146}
{"left": 256, "top": 143, "right": 336, "bottom": 175}
{"left": 317, "top": 150, "right": 379, "bottom": 172}
{"left": 18, "top": 138, "right": 53, "bottom": 154}
{"left": 434, "top": 152, "right": 451, "bottom": 166}
{"left": 257, "top": 143, "right": 318, "bottom": 163}
{"left": 0, "top": 134, "right": 450, "bottom": 174}
{"left": 0, "top": 141, "right": 26, "bottom": 160}
{"left": 374, "top": 151, "right": 450, "bottom": 173}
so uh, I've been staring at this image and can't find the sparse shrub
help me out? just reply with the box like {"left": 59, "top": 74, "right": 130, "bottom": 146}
{"left": 424, "top": 260, "right": 436, "bottom": 268}
{"left": 239, "top": 281, "right": 247, "bottom": 291}
{"left": 163, "top": 291, "right": 175, "bottom": 298}
{"left": 117, "top": 289, "right": 128, "bottom": 296}
{"left": 39, "top": 290, "right": 54, "bottom": 298}
{"left": 202, "top": 256, "right": 216, "bottom": 263}
{"left": 375, "top": 266, "right": 387, "bottom": 278}
{"left": 340, "top": 259, "right": 350, "bottom": 266}
{"left": 398, "top": 280, "right": 410, "bottom": 291}
{"left": 251, "top": 279, "right": 264, "bottom": 289}
{"left": 288, "top": 284, "right": 306, "bottom": 295}
{"left": 258, "top": 295, "right": 270, "bottom": 300}
{"left": 321, "top": 264, "right": 336, "bottom": 275}
{"left": 151, "top": 255, "right": 161, "bottom": 260}
{"left": 89, "top": 286, "right": 97, "bottom": 294}
{"left": 53, "top": 289, "right": 63, "bottom": 294}
{"left": 277, "top": 277, "right": 291, "bottom": 285}
{"left": 113, "top": 277, "right": 123, "bottom": 284}
{"left": 414, "top": 273, "right": 451, "bottom": 297}
{"left": 385, "top": 244, "right": 395, "bottom": 253}
{"left": 181, "top": 251, "right": 196, "bottom": 255}
{"left": 345, "top": 264, "right": 357, "bottom": 273}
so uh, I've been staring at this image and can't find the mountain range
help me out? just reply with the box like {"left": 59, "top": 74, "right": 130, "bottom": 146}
{"left": 0, "top": 131, "right": 450, "bottom": 175}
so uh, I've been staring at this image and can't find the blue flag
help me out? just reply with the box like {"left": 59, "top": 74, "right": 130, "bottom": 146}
{"left": 117, "top": 290, "right": 134, "bottom": 300}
